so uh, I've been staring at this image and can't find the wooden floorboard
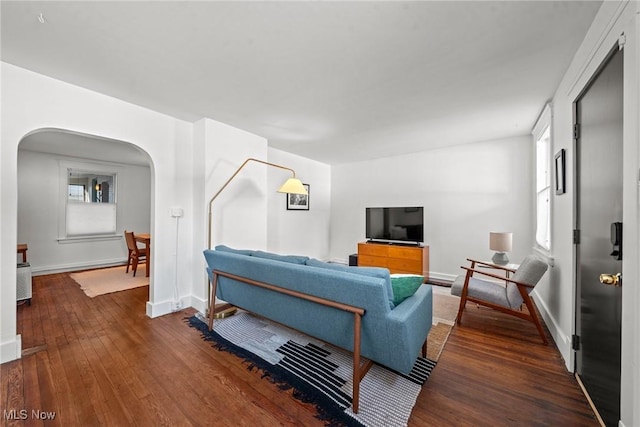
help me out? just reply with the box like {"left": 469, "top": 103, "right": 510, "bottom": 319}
{"left": 1, "top": 273, "right": 598, "bottom": 426}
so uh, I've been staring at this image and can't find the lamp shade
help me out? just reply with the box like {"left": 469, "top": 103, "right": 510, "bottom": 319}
{"left": 489, "top": 232, "right": 512, "bottom": 252}
{"left": 277, "top": 177, "right": 307, "bottom": 195}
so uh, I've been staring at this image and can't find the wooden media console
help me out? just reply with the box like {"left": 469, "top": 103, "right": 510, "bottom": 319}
{"left": 357, "top": 241, "right": 429, "bottom": 280}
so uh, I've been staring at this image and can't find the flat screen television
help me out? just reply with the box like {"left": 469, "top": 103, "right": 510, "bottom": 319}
{"left": 365, "top": 207, "right": 424, "bottom": 245}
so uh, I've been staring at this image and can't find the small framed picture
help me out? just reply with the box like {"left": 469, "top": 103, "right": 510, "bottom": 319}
{"left": 555, "top": 149, "right": 566, "bottom": 195}
{"left": 286, "top": 184, "right": 310, "bottom": 210}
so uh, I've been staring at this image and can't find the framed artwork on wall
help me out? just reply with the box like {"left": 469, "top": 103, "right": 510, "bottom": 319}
{"left": 286, "top": 184, "right": 310, "bottom": 210}
{"left": 555, "top": 149, "right": 566, "bottom": 195}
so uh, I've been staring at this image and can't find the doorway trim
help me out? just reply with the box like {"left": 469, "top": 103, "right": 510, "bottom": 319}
{"left": 571, "top": 40, "right": 624, "bottom": 427}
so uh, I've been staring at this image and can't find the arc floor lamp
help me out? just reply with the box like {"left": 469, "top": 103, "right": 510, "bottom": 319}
{"left": 206, "top": 157, "right": 308, "bottom": 316}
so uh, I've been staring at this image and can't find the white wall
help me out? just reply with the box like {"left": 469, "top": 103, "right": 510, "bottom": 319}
{"left": 536, "top": 2, "right": 639, "bottom": 426}
{"left": 330, "top": 135, "right": 533, "bottom": 280}
{"left": 189, "top": 118, "right": 270, "bottom": 313}
{"left": 17, "top": 149, "right": 151, "bottom": 273}
{"left": 1, "top": 62, "right": 195, "bottom": 363}
{"left": 206, "top": 120, "right": 268, "bottom": 250}
{"left": 267, "top": 148, "right": 332, "bottom": 259}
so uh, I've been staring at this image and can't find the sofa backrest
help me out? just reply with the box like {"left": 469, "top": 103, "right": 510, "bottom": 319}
{"left": 304, "top": 258, "right": 395, "bottom": 308}
{"left": 205, "top": 249, "right": 391, "bottom": 317}
{"left": 214, "top": 245, "right": 394, "bottom": 305}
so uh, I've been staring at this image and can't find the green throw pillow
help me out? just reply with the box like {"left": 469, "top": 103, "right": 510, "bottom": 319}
{"left": 390, "top": 274, "right": 424, "bottom": 305}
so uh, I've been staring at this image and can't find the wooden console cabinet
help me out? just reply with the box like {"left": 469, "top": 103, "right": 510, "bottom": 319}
{"left": 357, "top": 242, "right": 429, "bottom": 280}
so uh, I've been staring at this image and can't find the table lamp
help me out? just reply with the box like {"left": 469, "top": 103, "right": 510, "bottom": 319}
{"left": 490, "top": 232, "right": 512, "bottom": 265}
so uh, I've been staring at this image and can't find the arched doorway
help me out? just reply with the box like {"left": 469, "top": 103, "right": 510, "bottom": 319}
{"left": 17, "top": 127, "right": 154, "bottom": 297}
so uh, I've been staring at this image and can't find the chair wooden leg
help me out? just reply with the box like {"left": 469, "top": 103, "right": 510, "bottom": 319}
{"left": 455, "top": 295, "right": 466, "bottom": 324}
{"left": 208, "top": 273, "right": 219, "bottom": 331}
{"left": 126, "top": 250, "right": 132, "bottom": 273}
{"left": 350, "top": 312, "right": 373, "bottom": 414}
{"left": 132, "top": 257, "right": 138, "bottom": 277}
{"left": 352, "top": 312, "right": 362, "bottom": 413}
{"left": 456, "top": 270, "right": 473, "bottom": 324}
{"left": 523, "top": 295, "right": 548, "bottom": 345}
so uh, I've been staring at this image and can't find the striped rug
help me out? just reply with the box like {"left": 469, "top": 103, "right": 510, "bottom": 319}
{"left": 188, "top": 311, "right": 444, "bottom": 426}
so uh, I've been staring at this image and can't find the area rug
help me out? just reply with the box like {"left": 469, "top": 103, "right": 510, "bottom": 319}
{"left": 432, "top": 286, "right": 460, "bottom": 326}
{"left": 70, "top": 265, "right": 148, "bottom": 298}
{"left": 188, "top": 308, "right": 452, "bottom": 427}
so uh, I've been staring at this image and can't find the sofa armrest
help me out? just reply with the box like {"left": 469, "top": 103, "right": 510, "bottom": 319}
{"left": 384, "top": 284, "right": 433, "bottom": 372}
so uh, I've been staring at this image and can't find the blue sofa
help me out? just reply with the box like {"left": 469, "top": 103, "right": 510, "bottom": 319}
{"left": 203, "top": 246, "right": 433, "bottom": 413}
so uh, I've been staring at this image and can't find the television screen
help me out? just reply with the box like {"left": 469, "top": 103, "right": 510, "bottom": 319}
{"left": 366, "top": 207, "right": 424, "bottom": 244}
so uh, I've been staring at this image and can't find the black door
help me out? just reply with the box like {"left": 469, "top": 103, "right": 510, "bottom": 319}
{"left": 574, "top": 46, "right": 623, "bottom": 426}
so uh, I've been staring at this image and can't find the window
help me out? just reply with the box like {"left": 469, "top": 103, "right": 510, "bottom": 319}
{"left": 533, "top": 104, "right": 552, "bottom": 251}
{"left": 63, "top": 166, "right": 117, "bottom": 238}
{"left": 67, "top": 184, "right": 85, "bottom": 201}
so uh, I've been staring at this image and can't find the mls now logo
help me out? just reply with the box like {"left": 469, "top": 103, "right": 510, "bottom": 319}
{"left": 3, "top": 410, "right": 27, "bottom": 420}
{"left": 31, "top": 410, "right": 56, "bottom": 420}
{"left": 4, "top": 409, "right": 56, "bottom": 420}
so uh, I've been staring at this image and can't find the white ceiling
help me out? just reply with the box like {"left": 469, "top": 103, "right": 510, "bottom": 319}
{"left": 2, "top": 1, "right": 601, "bottom": 165}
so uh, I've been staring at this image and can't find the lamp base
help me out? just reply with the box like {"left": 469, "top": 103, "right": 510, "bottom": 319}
{"left": 206, "top": 303, "right": 237, "bottom": 319}
{"left": 491, "top": 252, "right": 509, "bottom": 265}
{"left": 214, "top": 306, "right": 238, "bottom": 319}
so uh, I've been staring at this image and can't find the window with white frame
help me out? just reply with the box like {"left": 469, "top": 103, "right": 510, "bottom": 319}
{"left": 533, "top": 104, "right": 552, "bottom": 251}
{"left": 62, "top": 165, "right": 118, "bottom": 238}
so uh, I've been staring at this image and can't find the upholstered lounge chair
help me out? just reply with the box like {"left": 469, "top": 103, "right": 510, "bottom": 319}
{"left": 451, "top": 255, "right": 549, "bottom": 344}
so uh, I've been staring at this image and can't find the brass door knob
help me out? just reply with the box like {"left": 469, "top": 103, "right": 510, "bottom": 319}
{"left": 599, "top": 273, "right": 621, "bottom": 286}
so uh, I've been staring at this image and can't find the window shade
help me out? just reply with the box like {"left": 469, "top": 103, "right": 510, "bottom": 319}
{"left": 66, "top": 203, "right": 117, "bottom": 236}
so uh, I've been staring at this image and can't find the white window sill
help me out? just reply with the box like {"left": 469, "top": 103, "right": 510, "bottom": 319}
{"left": 533, "top": 246, "right": 555, "bottom": 267}
{"left": 57, "top": 235, "right": 122, "bottom": 244}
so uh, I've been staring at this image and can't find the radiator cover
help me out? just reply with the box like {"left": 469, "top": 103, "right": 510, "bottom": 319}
{"left": 17, "top": 262, "right": 32, "bottom": 304}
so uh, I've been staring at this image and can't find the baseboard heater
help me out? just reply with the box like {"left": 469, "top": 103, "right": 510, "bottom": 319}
{"left": 17, "top": 262, "right": 32, "bottom": 305}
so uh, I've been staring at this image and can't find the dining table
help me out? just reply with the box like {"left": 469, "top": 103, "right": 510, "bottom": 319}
{"left": 135, "top": 233, "right": 151, "bottom": 277}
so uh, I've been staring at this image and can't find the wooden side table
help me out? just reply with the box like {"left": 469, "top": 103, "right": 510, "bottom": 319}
{"left": 17, "top": 244, "right": 28, "bottom": 262}
{"left": 479, "top": 261, "right": 519, "bottom": 278}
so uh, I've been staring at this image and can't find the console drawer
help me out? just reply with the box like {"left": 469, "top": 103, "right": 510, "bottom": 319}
{"left": 388, "top": 258, "right": 422, "bottom": 274}
{"left": 357, "top": 242, "right": 430, "bottom": 281}
{"left": 388, "top": 246, "right": 422, "bottom": 261}
{"left": 358, "top": 243, "right": 388, "bottom": 257}
{"left": 358, "top": 254, "right": 388, "bottom": 268}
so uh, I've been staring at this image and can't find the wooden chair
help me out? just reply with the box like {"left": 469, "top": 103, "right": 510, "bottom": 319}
{"left": 124, "top": 231, "right": 147, "bottom": 277}
{"left": 451, "top": 255, "right": 549, "bottom": 344}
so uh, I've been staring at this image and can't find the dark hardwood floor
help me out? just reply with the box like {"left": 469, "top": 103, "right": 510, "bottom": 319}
{"left": 1, "top": 273, "right": 598, "bottom": 426}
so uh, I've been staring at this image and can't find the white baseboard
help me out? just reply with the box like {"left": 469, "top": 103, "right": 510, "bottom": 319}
{"left": 428, "top": 272, "right": 456, "bottom": 283}
{"left": 1, "top": 334, "right": 22, "bottom": 364}
{"left": 145, "top": 295, "right": 202, "bottom": 318}
{"left": 146, "top": 300, "right": 172, "bottom": 318}
{"left": 32, "top": 259, "right": 128, "bottom": 276}
{"left": 189, "top": 295, "right": 208, "bottom": 316}
{"left": 156, "top": 294, "right": 229, "bottom": 319}
{"left": 532, "top": 290, "right": 572, "bottom": 371}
